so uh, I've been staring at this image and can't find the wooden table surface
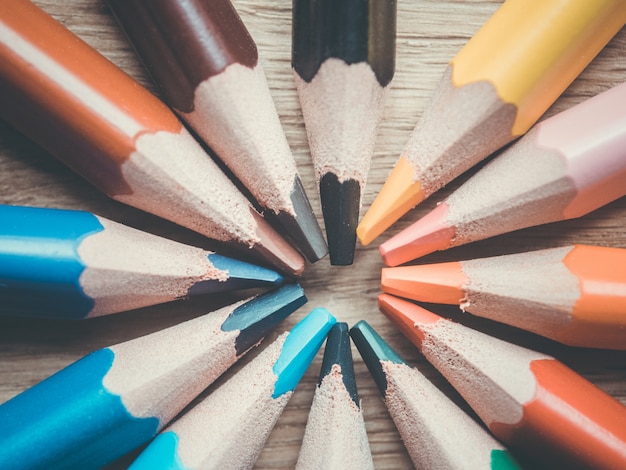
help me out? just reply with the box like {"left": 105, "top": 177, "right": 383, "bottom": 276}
{"left": 1, "top": 1, "right": 625, "bottom": 468}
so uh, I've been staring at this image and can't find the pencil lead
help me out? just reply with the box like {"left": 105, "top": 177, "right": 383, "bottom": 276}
{"left": 379, "top": 202, "right": 455, "bottom": 266}
{"left": 381, "top": 262, "right": 466, "bottom": 304}
{"left": 350, "top": 320, "right": 406, "bottom": 398}
{"left": 320, "top": 173, "right": 360, "bottom": 265}
{"left": 357, "top": 157, "right": 424, "bottom": 246}
{"left": 274, "top": 176, "right": 328, "bottom": 263}
{"left": 222, "top": 284, "right": 307, "bottom": 355}
{"left": 319, "top": 322, "right": 359, "bottom": 406}
{"left": 378, "top": 294, "right": 441, "bottom": 350}
{"left": 272, "top": 307, "right": 336, "bottom": 397}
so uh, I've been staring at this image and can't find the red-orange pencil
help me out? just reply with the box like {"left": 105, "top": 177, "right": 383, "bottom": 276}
{"left": 381, "top": 244, "right": 626, "bottom": 349}
{"left": 379, "top": 293, "right": 626, "bottom": 469}
{"left": 0, "top": 0, "right": 304, "bottom": 276}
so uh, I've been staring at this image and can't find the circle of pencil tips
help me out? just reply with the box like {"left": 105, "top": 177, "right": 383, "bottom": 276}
{"left": 0, "top": 284, "right": 307, "bottom": 469}
{"left": 379, "top": 293, "right": 626, "bottom": 469}
{"left": 129, "top": 307, "right": 336, "bottom": 470}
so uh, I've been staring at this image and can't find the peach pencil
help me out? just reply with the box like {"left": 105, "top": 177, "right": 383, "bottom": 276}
{"left": 129, "top": 308, "right": 336, "bottom": 470}
{"left": 0, "top": 204, "right": 284, "bottom": 319}
{"left": 379, "top": 294, "right": 626, "bottom": 469}
{"left": 292, "top": 0, "right": 396, "bottom": 265}
{"left": 381, "top": 244, "right": 626, "bottom": 349}
{"left": 350, "top": 320, "right": 521, "bottom": 470}
{"left": 358, "top": 0, "right": 626, "bottom": 245}
{"left": 380, "top": 81, "right": 626, "bottom": 266}
{"left": 0, "top": 284, "right": 307, "bottom": 470}
{"left": 0, "top": 0, "right": 304, "bottom": 277}
{"left": 296, "top": 323, "right": 374, "bottom": 469}
{"left": 106, "top": 0, "right": 327, "bottom": 263}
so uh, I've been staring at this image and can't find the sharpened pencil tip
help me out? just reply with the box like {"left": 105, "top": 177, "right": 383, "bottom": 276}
{"left": 319, "top": 174, "right": 360, "bottom": 265}
{"left": 203, "top": 253, "right": 284, "bottom": 290}
{"left": 319, "top": 322, "right": 359, "bottom": 406}
{"left": 357, "top": 157, "right": 424, "bottom": 246}
{"left": 275, "top": 177, "right": 328, "bottom": 263}
{"left": 378, "top": 294, "right": 442, "bottom": 350}
{"left": 381, "top": 262, "right": 466, "bottom": 304}
{"left": 272, "top": 307, "right": 336, "bottom": 397}
{"left": 379, "top": 203, "right": 455, "bottom": 266}
{"left": 350, "top": 321, "right": 405, "bottom": 398}
{"left": 222, "top": 284, "right": 307, "bottom": 354}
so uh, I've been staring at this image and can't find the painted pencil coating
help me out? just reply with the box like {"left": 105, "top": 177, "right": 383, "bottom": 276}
{"left": 382, "top": 245, "right": 626, "bottom": 349}
{"left": 379, "top": 294, "right": 626, "bottom": 469}
{"left": 380, "top": 81, "right": 626, "bottom": 266}
{"left": 0, "top": 285, "right": 306, "bottom": 470}
{"left": 357, "top": 0, "right": 626, "bottom": 245}
{"left": 106, "top": 0, "right": 327, "bottom": 263}
{"left": 0, "top": 0, "right": 305, "bottom": 276}
{"left": 129, "top": 307, "right": 335, "bottom": 470}
{"left": 0, "top": 204, "right": 285, "bottom": 319}
{"left": 296, "top": 323, "right": 374, "bottom": 469}
{"left": 351, "top": 321, "right": 521, "bottom": 469}
{"left": 293, "top": 0, "right": 396, "bottom": 264}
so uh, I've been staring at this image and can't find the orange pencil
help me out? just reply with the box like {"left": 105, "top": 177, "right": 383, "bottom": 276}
{"left": 379, "top": 294, "right": 626, "bottom": 469}
{"left": 382, "top": 244, "right": 626, "bottom": 349}
{"left": 358, "top": 0, "right": 626, "bottom": 245}
{"left": 0, "top": 0, "right": 304, "bottom": 277}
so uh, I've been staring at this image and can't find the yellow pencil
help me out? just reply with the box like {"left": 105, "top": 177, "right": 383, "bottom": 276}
{"left": 357, "top": 0, "right": 626, "bottom": 245}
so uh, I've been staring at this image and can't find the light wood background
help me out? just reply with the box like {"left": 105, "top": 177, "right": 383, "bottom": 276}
{"left": 1, "top": 1, "right": 625, "bottom": 468}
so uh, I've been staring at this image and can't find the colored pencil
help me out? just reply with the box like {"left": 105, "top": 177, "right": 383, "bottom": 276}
{"left": 0, "top": 284, "right": 306, "bottom": 470}
{"left": 105, "top": 0, "right": 327, "bottom": 263}
{"left": 381, "top": 244, "right": 626, "bottom": 349}
{"left": 0, "top": 0, "right": 304, "bottom": 277}
{"left": 380, "top": 80, "right": 626, "bottom": 266}
{"left": 379, "top": 293, "right": 626, "bottom": 469}
{"left": 292, "top": 0, "right": 396, "bottom": 265}
{"left": 0, "top": 204, "right": 285, "bottom": 320}
{"left": 357, "top": 0, "right": 626, "bottom": 245}
{"left": 296, "top": 323, "right": 374, "bottom": 469}
{"left": 350, "top": 320, "right": 521, "bottom": 470}
{"left": 129, "top": 307, "right": 336, "bottom": 470}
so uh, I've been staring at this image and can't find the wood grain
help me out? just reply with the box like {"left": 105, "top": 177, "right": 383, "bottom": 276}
{"left": 1, "top": 1, "right": 625, "bottom": 468}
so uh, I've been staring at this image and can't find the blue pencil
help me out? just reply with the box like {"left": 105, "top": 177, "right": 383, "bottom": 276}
{"left": 0, "top": 284, "right": 306, "bottom": 470}
{"left": 296, "top": 322, "right": 374, "bottom": 469}
{"left": 129, "top": 307, "right": 336, "bottom": 470}
{"left": 350, "top": 321, "right": 521, "bottom": 470}
{"left": 0, "top": 204, "right": 284, "bottom": 319}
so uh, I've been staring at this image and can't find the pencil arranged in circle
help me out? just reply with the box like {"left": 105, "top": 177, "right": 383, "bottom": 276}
{"left": 296, "top": 322, "right": 374, "bottom": 469}
{"left": 292, "top": 0, "right": 396, "bottom": 265}
{"left": 0, "top": 0, "right": 304, "bottom": 277}
{"left": 105, "top": 0, "right": 327, "bottom": 263}
{"left": 0, "top": 284, "right": 307, "bottom": 470}
{"left": 379, "top": 294, "right": 626, "bottom": 469}
{"left": 358, "top": 0, "right": 626, "bottom": 245}
{"left": 380, "top": 80, "right": 626, "bottom": 266}
{"left": 350, "top": 320, "right": 522, "bottom": 470}
{"left": 0, "top": 204, "right": 285, "bottom": 320}
{"left": 129, "top": 307, "right": 336, "bottom": 470}
{"left": 381, "top": 244, "right": 626, "bottom": 349}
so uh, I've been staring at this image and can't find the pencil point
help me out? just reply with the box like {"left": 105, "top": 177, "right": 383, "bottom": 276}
{"left": 275, "top": 177, "right": 328, "bottom": 263}
{"left": 319, "top": 323, "right": 359, "bottom": 406}
{"left": 350, "top": 321, "right": 405, "bottom": 397}
{"left": 381, "top": 262, "right": 466, "bottom": 304}
{"left": 222, "top": 284, "right": 307, "bottom": 355}
{"left": 320, "top": 173, "right": 360, "bottom": 265}
{"left": 357, "top": 157, "right": 424, "bottom": 246}
{"left": 197, "top": 253, "right": 284, "bottom": 292}
{"left": 272, "top": 307, "right": 336, "bottom": 397}
{"left": 378, "top": 294, "right": 441, "bottom": 350}
{"left": 379, "top": 202, "right": 455, "bottom": 266}
{"left": 127, "top": 431, "right": 183, "bottom": 470}
{"left": 248, "top": 210, "right": 306, "bottom": 278}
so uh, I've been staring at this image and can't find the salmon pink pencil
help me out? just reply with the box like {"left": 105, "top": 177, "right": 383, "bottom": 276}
{"left": 381, "top": 244, "right": 626, "bottom": 349}
{"left": 379, "top": 294, "right": 626, "bottom": 469}
{"left": 0, "top": 0, "right": 304, "bottom": 276}
{"left": 380, "top": 81, "right": 626, "bottom": 266}
{"left": 358, "top": 0, "right": 626, "bottom": 245}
